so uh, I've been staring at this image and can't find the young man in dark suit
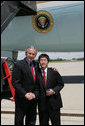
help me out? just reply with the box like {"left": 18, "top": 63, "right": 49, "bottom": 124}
{"left": 37, "top": 54, "right": 64, "bottom": 125}
{"left": 12, "top": 46, "right": 39, "bottom": 125}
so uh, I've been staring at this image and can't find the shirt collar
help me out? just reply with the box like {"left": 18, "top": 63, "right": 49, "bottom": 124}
{"left": 41, "top": 67, "right": 47, "bottom": 73}
{"left": 26, "top": 57, "right": 34, "bottom": 67}
{"left": 26, "top": 58, "right": 30, "bottom": 65}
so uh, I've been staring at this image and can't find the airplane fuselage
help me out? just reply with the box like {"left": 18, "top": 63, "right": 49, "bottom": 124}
{"left": 1, "top": 1, "right": 84, "bottom": 53}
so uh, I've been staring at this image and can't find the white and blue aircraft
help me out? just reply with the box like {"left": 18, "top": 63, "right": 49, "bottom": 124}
{"left": 1, "top": 1, "right": 84, "bottom": 58}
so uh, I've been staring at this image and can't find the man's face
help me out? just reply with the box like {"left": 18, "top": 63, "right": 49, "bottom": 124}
{"left": 39, "top": 57, "right": 48, "bottom": 70}
{"left": 26, "top": 48, "right": 37, "bottom": 62}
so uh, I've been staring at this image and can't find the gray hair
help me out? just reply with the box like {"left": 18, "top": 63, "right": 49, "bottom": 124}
{"left": 25, "top": 45, "right": 37, "bottom": 54}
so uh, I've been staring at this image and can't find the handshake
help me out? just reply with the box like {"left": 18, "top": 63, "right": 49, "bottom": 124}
{"left": 25, "top": 92, "right": 35, "bottom": 100}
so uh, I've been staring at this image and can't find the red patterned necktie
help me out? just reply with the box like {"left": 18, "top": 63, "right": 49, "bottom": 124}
{"left": 43, "top": 70, "right": 47, "bottom": 89}
{"left": 30, "top": 63, "right": 35, "bottom": 82}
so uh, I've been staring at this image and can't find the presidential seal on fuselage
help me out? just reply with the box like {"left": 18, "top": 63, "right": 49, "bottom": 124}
{"left": 32, "top": 10, "right": 54, "bottom": 33}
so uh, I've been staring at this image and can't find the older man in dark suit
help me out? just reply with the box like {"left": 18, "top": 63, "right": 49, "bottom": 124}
{"left": 12, "top": 46, "right": 39, "bottom": 125}
{"left": 37, "top": 54, "right": 64, "bottom": 125}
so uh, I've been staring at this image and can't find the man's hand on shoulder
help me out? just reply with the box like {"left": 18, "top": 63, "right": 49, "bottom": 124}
{"left": 50, "top": 67, "right": 58, "bottom": 72}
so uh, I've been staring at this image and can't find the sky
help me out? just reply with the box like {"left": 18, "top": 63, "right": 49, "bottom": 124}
{"left": 37, "top": 1, "right": 83, "bottom": 9}
{"left": 17, "top": 51, "right": 84, "bottom": 60}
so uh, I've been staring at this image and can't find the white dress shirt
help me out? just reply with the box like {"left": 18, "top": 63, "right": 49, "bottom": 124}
{"left": 41, "top": 68, "right": 47, "bottom": 79}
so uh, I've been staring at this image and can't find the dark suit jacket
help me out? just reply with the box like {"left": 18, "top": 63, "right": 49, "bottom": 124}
{"left": 37, "top": 68, "right": 64, "bottom": 112}
{"left": 12, "top": 57, "right": 39, "bottom": 107}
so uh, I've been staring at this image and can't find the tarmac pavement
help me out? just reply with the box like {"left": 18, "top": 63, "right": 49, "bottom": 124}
{"left": 1, "top": 99, "right": 84, "bottom": 125}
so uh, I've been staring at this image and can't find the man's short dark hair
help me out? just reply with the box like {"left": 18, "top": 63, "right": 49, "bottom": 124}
{"left": 38, "top": 54, "right": 50, "bottom": 62}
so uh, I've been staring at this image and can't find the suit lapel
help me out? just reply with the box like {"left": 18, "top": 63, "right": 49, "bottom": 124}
{"left": 39, "top": 71, "right": 46, "bottom": 91}
{"left": 47, "top": 68, "right": 51, "bottom": 89}
{"left": 23, "top": 58, "right": 34, "bottom": 82}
